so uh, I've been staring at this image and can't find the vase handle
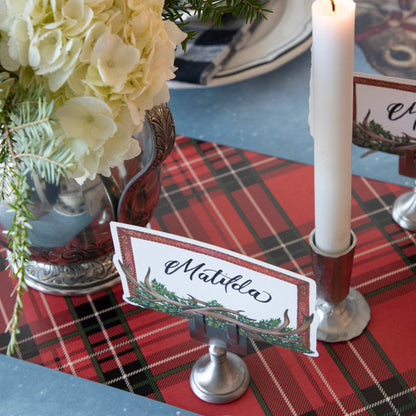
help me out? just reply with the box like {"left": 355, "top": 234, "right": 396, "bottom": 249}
{"left": 145, "top": 103, "right": 176, "bottom": 172}
{"left": 114, "top": 103, "right": 176, "bottom": 224}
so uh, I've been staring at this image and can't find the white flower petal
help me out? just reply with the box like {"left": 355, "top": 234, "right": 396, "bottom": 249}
{"left": 29, "top": 0, "right": 50, "bottom": 25}
{"left": 46, "top": 38, "right": 82, "bottom": 91}
{"left": 79, "top": 21, "right": 107, "bottom": 63}
{"left": 127, "top": 99, "right": 144, "bottom": 126}
{"left": 62, "top": 0, "right": 94, "bottom": 36}
{"left": 67, "top": 64, "right": 88, "bottom": 95}
{"left": 164, "top": 20, "right": 187, "bottom": 46}
{"left": 38, "top": 29, "right": 62, "bottom": 64}
{"left": 56, "top": 97, "right": 117, "bottom": 149}
{"left": 0, "top": 41, "right": 20, "bottom": 71}
{"left": 92, "top": 32, "right": 140, "bottom": 86}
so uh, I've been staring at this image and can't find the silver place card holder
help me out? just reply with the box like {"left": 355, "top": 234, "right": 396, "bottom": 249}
{"left": 189, "top": 313, "right": 250, "bottom": 404}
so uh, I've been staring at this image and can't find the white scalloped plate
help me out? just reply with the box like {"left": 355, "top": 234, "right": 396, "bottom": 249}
{"left": 168, "top": 0, "right": 312, "bottom": 88}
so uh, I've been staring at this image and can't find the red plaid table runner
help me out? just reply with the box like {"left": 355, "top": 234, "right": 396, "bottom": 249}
{"left": 1, "top": 136, "right": 415, "bottom": 416}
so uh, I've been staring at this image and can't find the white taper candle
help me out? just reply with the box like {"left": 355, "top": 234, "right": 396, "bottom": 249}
{"left": 309, "top": 0, "right": 356, "bottom": 255}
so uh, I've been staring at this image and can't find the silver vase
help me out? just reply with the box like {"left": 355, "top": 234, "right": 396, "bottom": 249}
{"left": 0, "top": 104, "right": 175, "bottom": 295}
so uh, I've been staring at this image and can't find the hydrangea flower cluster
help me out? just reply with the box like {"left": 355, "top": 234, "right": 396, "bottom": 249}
{"left": 0, "top": 0, "right": 186, "bottom": 181}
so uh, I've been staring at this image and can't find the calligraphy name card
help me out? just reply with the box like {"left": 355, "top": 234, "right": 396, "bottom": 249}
{"left": 354, "top": 73, "right": 416, "bottom": 147}
{"left": 111, "top": 223, "right": 318, "bottom": 356}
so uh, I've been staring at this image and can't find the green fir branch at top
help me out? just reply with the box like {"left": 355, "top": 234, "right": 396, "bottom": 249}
{"left": 190, "top": 0, "right": 270, "bottom": 24}
{"left": 163, "top": 0, "right": 271, "bottom": 45}
{"left": 164, "top": 0, "right": 270, "bottom": 24}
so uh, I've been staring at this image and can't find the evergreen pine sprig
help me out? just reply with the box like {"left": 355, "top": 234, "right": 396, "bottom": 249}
{"left": 163, "top": 0, "right": 271, "bottom": 45}
{"left": 0, "top": 75, "right": 75, "bottom": 355}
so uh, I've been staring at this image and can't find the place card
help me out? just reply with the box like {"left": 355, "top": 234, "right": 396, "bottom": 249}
{"left": 353, "top": 73, "right": 416, "bottom": 153}
{"left": 111, "top": 222, "right": 318, "bottom": 356}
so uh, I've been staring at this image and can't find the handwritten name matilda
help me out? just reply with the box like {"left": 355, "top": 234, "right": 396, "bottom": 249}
{"left": 164, "top": 258, "right": 272, "bottom": 303}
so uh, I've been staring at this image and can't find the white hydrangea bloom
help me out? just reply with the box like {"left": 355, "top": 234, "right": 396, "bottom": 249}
{"left": 8, "top": 17, "right": 33, "bottom": 66}
{"left": 91, "top": 32, "right": 140, "bottom": 89}
{"left": 79, "top": 21, "right": 107, "bottom": 63}
{"left": 56, "top": 96, "right": 117, "bottom": 149}
{"left": 61, "top": 0, "right": 94, "bottom": 37}
{"left": 29, "top": 29, "right": 64, "bottom": 70}
{"left": 0, "top": 0, "right": 187, "bottom": 180}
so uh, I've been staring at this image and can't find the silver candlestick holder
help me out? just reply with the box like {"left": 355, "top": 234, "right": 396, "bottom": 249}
{"left": 189, "top": 313, "right": 250, "bottom": 404}
{"left": 392, "top": 180, "right": 416, "bottom": 231}
{"left": 392, "top": 150, "right": 416, "bottom": 231}
{"left": 309, "top": 230, "right": 370, "bottom": 342}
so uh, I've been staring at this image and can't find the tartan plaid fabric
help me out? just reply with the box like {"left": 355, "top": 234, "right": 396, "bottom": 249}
{"left": 1, "top": 136, "right": 416, "bottom": 416}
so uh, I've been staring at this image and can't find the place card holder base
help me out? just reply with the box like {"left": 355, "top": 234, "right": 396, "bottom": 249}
{"left": 392, "top": 150, "right": 416, "bottom": 231}
{"left": 309, "top": 230, "right": 370, "bottom": 342}
{"left": 189, "top": 313, "right": 250, "bottom": 404}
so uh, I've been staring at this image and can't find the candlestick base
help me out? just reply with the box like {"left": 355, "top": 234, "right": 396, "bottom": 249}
{"left": 309, "top": 230, "right": 370, "bottom": 343}
{"left": 392, "top": 186, "right": 416, "bottom": 231}
{"left": 315, "top": 288, "right": 370, "bottom": 342}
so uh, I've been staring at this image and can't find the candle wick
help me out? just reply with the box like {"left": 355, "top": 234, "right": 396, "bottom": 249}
{"left": 330, "top": 0, "right": 336, "bottom": 12}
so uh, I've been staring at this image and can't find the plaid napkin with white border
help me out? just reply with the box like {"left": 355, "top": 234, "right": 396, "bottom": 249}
{"left": 174, "top": 14, "right": 257, "bottom": 85}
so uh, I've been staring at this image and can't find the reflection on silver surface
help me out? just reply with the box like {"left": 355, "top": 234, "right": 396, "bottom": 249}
{"left": 1, "top": 104, "right": 176, "bottom": 295}
{"left": 190, "top": 342, "right": 250, "bottom": 404}
{"left": 392, "top": 184, "right": 416, "bottom": 231}
{"left": 315, "top": 288, "right": 371, "bottom": 343}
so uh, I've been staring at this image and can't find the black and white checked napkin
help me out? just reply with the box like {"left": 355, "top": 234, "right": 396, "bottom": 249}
{"left": 174, "top": 14, "right": 257, "bottom": 85}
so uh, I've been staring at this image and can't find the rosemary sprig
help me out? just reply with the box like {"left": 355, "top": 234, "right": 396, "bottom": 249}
{"left": 4, "top": 165, "right": 33, "bottom": 356}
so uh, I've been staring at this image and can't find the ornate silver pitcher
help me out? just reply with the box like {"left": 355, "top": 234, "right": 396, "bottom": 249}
{"left": 0, "top": 104, "right": 175, "bottom": 295}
